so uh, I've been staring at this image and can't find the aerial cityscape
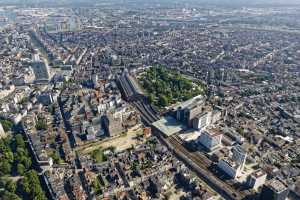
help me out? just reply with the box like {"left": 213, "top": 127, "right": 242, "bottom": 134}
{"left": 0, "top": 0, "right": 299, "bottom": 200}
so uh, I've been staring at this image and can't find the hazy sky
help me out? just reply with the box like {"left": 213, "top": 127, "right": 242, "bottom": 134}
{"left": 0, "top": 0, "right": 300, "bottom": 6}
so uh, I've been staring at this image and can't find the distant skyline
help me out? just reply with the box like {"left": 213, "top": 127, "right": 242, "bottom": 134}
{"left": 1, "top": 0, "right": 300, "bottom": 6}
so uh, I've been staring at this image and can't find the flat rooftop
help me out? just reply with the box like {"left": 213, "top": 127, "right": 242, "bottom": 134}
{"left": 172, "top": 94, "right": 204, "bottom": 111}
{"left": 152, "top": 116, "right": 187, "bottom": 137}
{"left": 267, "top": 179, "right": 288, "bottom": 193}
{"left": 252, "top": 170, "right": 266, "bottom": 178}
{"left": 202, "top": 128, "right": 223, "bottom": 137}
{"left": 221, "top": 157, "right": 239, "bottom": 169}
{"left": 178, "top": 130, "right": 201, "bottom": 142}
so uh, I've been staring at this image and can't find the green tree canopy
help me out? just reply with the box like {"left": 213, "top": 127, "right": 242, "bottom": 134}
{"left": 90, "top": 149, "right": 106, "bottom": 163}
{"left": 5, "top": 179, "right": 17, "bottom": 193}
{"left": 0, "top": 160, "right": 12, "bottom": 175}
{"left": 35, "top": 119, "right": 47, "bottom": 131}
{"left": 2, "top": 191, "right": 21, "bottom": 200}
{"left": 15, "top": 134, "right": 25, "bottom": 149}
{"left": 140, "top": 66, "right": 204, "bottom": 109}
{"left": 22, "top": 170, "right": 47, "bottom": 200}
{"left": 0, "top": 119, "right": 13, "bottom": 132}
{"left": 17, "top": 163, "right": 26, "bottom": 175}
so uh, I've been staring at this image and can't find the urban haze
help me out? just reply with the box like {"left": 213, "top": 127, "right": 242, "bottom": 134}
{"left": 0, "top": 0, "right": 299, "bottom": 200}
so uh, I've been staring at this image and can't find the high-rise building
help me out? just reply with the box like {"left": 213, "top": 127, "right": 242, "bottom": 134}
{"left": 217, "top": 157, "right": 240, "bottom": 179}
{"left": 217, "top": 144, "right": 247, "bottom": 179}
{"left": 232, "top": 144, "right": 247, "bottom": 171}
{"left": 198, "top": 129, "right": 222, "bottom": 151}
{"left": 247, "top": 170, "right": 267, "bottom": 191}
{"left": 174, "top": 95, "right": 205, "bottom": 126}
{"left": 92, "top": 74, "right": 99, "bottom": 88}
{"left": 192, "top": 111, "right": 212, "bottom": 130}
{"left": 260, "top": 178, "right": 289, "bottom": 200}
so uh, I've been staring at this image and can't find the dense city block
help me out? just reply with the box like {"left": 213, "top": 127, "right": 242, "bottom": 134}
{"left": 0, "top": 0, "right": 300, "bottom": 200}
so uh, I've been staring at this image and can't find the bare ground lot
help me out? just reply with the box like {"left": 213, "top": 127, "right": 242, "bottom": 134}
{"left": 76, "top": 125, "right": 145, "bottom": 155}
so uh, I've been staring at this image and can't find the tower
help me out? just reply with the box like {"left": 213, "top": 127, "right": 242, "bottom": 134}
{"left": 232, "top": 144, "right": 247, "bottom": 171}
{"left": 260, "top": 178, "right": 289, "bottom": 200}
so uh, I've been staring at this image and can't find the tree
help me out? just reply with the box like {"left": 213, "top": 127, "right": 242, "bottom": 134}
{"left": 92, "top": 178, "right": 102, "bottom": 195}
{"left": 15, "top": 134, "right": 25, "bottom": 149}
{"left": 148, "top": 93, "right": 155, "bottom": 104}
{"left": 0, "top": 178, "right": 7, "bottom": 188}
{"left": 50, "top": 151, "right": 61, "bottom": 165}
{"left": 3, "top": 150, "right": 14, "bottom": 163}
{"left": 2, "top": 191, "right": 21, "bottom": 200}
{"left": 0, "top": 119, "right": 13, "bottom": 132}
{"left": 14, "top": 147, "right": 31, "bottom": 170}
{"left": 158, "top": 95, "right": 169, "bottom": 107}
{"left": 17, "top": 163, "right": 26, "bottom": 175}
{"left": 91, "top": 149, "right": 106, "bottom": 163}
{"left": 0, "top": 160, "right": 12, "bottom": 175}
{"left": 15, "top": 147, "right": 28, "bottom": 161}
{"left": 22, "top": 170, "right": 47, "bottom": 200}
{"left": 237, "top": 127, "right": 245, "bottom": 137}
{"left": 32, "top": 189, "right": 46, "bottom": 200}
{"left": 21, "top": 175, "right": 31, "bottom": 194}
{"left": 22, "top": 157, "right": 32, "bottom": 169}
{"left": 5, "top": 180, "right": 17, "bottom": 193}
{"left": 47, "top": 105, "right": 55, "bottom": 115}
{"left": 35, "top": 119, "right": 47, "bottom": 131}
{"left": 141, "top": 66, "right": 204, "bottom": 109}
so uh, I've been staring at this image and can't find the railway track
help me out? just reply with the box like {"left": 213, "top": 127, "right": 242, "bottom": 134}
{"left": 138, "top": 101, "right": 159, "bottom": 121}
{"left": 133, "top": 101, "right": 158, "bottom": 125}
{"left": 167, "top": 135, "right": 247, "bottom": 200}
{"left": 118, "top": 73, "right": 159, "bottom": 125}
{"left": 117, "top": 72, "right": 249, "bottom": 200}
{"left": 168, "top": 135, "right": 211, "bottom": 168}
